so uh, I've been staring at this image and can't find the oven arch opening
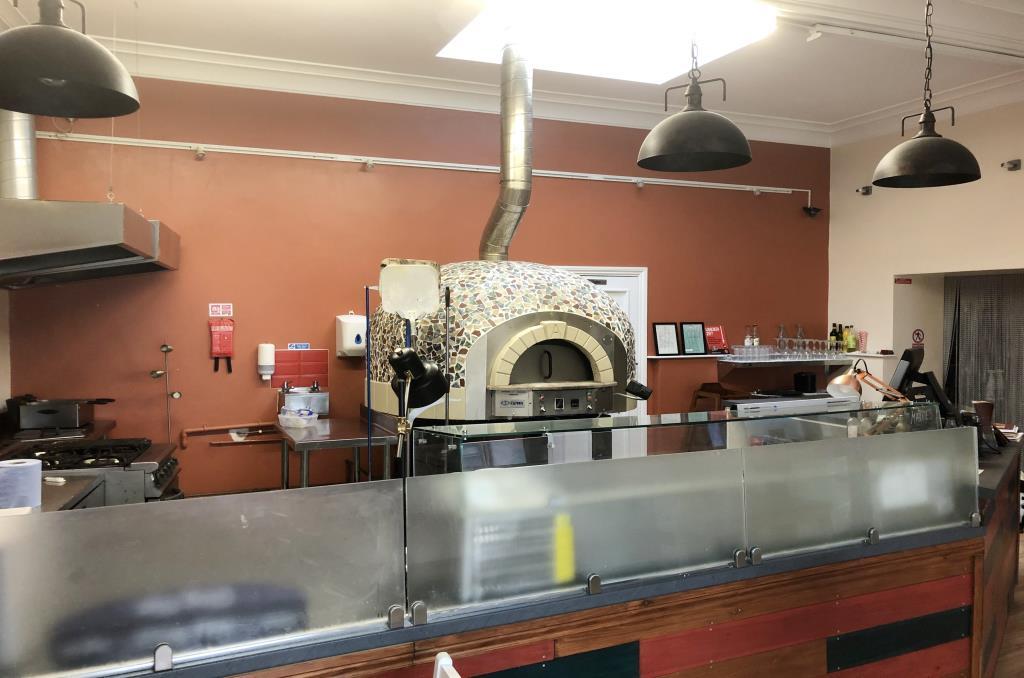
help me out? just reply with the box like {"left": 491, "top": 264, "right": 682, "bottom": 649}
{"left": 509, "top": 340, "right": 594, "bottom": 385}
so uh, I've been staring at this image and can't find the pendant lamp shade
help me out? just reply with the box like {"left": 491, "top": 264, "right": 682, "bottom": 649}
{"left": 638, "top": 107, "right": 752, "bottom": 172}
{"left": 637, "top": 43, "right": 751, "bottom": 173}
{"left": 872, "top": 112, "right": 980, "bottom": 188}
{"left": 871, "top": 0, "right": 979, "bottom": 189}
{"left": 0, "top": 1, "right": 139, "bottom": 118}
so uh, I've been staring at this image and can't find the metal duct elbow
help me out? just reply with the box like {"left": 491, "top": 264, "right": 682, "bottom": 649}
{"left": 479, "top": 44, "right": 533, "bottom": 262}
{"left": 0, "top": 109, "right": 38, "bottom": 200}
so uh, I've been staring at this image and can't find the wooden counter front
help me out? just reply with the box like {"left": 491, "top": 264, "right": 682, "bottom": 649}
{"left": 247, "top": 539, "right": 991, "bottom": 678}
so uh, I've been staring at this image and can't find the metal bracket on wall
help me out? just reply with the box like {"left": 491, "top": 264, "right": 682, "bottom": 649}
{"left": 387, "top": 604, "right": 405, "bottom": 630}
{"left": 864, "top": 527, "right": 880, "bottom": 545}
{"left": 410, "top": 600, "right": 428, "bottom": 626}
{"left": 154, "top": 644, "right": 173, "bottom": 672}
{"left": 733, "top": 548, "right": 749, "bottom": 568}
{"left": 586, "top": 573, "right": 602, "bottom": 595}
{"left": 1001, "top": 159, "right": 1021, "bottom": 171}
{"left": 856, "top": 185, "right": 873, "bottom": 195}
{"left": 970, "top": 511, "right": 982, "bottom": 528}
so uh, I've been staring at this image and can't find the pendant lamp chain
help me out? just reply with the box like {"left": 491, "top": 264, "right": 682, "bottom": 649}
{"left": 689, "top": 41, "right": 701, "bottom": 81}
{"left": 922, "top": 0, "right": 934, "bottom": 112}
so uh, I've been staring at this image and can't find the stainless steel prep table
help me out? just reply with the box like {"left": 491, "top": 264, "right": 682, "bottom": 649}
{"left": 276, "top": 419, "right": 397, "bottom": 488}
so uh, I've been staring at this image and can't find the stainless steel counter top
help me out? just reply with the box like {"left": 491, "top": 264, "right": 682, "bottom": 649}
{"left": 41, "top": 474, "right": 103, "bottom": 511}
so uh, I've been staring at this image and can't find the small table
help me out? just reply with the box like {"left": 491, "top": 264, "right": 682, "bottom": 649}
{"left": 276, "top": 418, "right": 398, "bottom": 488}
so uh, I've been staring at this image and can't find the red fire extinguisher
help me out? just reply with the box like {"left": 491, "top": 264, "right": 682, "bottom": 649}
{"left": 209, "top": 318, "right": 234, "bottom": 373}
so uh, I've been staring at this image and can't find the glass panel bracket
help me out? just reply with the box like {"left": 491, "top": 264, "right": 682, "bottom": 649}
{"left": 388, "top": 604, "right": 406, "bottom": 630}
{"left": 733, "top": 547, "right": 764, "bottom": 568}
{"left": 410, "top": 600, "right": 428, "bottom": 625}
{"left": 864, "top": 527, "right": 880, "bottom": 545}
{"left": 586, "top": 573, "right": 602, "bottom": 595}
{"left": 970, "top": 512, "right": 982, "bottom": 528}
{"left": 154, "top": 644, "right": 173, "bottom": 672}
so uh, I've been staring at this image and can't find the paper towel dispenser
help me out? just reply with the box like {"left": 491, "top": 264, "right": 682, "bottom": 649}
{"left": 336, "top": 312, "right": 366, "bottom": 357}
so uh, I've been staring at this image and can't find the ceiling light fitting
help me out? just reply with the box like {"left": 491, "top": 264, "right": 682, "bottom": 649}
{"left": 637, "top": 43, "right": 752, "bottom": 172}
{"left": 1001, "top": 159, "right": 1021, "bottom": 171}
{"left": 871, "top": 0, "right": 980, "bottom": 189}
{"left": 0, "top": 0, "right": 139, "bottom": 118}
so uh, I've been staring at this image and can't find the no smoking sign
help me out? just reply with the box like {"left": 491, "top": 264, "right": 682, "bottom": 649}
{"left": 912, "top": 328, "right": 925, "bottom": 348}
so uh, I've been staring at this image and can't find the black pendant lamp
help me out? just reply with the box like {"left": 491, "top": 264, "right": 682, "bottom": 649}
{"left": 638, "top": 43, "right": 751, "bottom": 172}
{"left": 0, "top": 0, "right": 139, "bottom": 118}
{"left": 872, "top": 1, "right": 979, "bottom": 188}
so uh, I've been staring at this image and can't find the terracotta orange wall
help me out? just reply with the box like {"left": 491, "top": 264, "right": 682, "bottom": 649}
{"left": 10, "top": 79, "right": 829, "bottom": 495}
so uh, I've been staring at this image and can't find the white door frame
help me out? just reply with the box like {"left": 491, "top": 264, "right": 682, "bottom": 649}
{"left": 560, "top": 265, "right": 649, "bottom": 410}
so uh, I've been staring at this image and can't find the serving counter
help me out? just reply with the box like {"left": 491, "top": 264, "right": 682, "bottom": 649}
{"left": 0, "top": 403, "right": 1015, "bottom": 678}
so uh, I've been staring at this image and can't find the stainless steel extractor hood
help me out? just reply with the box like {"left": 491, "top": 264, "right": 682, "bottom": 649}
{"left": 0, "top": 199, "right": 180, "bottom": 289}
{"left": 0, "top": 109, "right": 180, "bottom": 289}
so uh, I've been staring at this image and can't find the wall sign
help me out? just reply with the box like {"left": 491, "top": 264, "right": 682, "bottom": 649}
{"left": 209, "top": 303, "right": 234, "bottom": 317}
{"left": 895, "top": 277, "right": 913, "bottom": 285}
{"left": 912, "top": 328, "right": 925, "bottom": 348}
{"left": 287, "top": 342, "right": 311, "bottom": 350}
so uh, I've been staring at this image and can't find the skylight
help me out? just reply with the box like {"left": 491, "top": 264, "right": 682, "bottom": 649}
{"left": 438, "top": 0, "right": 778, "bottom": 84}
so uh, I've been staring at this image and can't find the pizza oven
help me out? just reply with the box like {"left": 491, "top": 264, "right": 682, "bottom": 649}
{"left": 365, "top": 45, "right": 636, "bottom": 422}
{"left": 368, "top": 260, "right": 636, "bottom": 422}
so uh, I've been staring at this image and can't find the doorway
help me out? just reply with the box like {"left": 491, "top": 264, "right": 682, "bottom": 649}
{"left": 560, "top": 266, "right": 649, "bottom": 460}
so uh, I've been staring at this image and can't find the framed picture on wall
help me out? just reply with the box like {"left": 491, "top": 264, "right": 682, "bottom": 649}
{"left": 704, "top": 324, "right": 728, "bottom": 353}
{"left": 653, "top": 323, "right": 680, "bottom": 356}
{"left": 679, "top": 322, "right": 708, "bottom": 355}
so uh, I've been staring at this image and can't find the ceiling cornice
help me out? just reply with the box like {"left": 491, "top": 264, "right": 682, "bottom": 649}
{"left": 828, "top": 69, "right": 1024, "bottom": 146}
{"left": 97, "top": 37, "right": 836, "bottom": 147}
{"left": 92, "top": 35, "right": 1024, "bottom": 150}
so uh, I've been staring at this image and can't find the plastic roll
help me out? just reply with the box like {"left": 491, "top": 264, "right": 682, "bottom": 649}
{"left": 0, "top": 459, "right": 41, "bottom": 510}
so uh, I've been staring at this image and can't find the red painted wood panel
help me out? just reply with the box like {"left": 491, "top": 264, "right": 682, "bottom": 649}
{"left": 640, "top": 575, "right": 971, "bottom": 677}
{"left": 374, "top": 640, "right": 554, "bottom": 678}
{"left": 830, "top": 638, "right": 970, "bottom": 677}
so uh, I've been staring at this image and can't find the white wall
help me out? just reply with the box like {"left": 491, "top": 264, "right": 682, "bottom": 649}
{"left": 892, "top": 274, "right": 946, "bottom": 377}
{"left": 0, "top": 290, "right": 8, "bottom": 406}
{"left": 829, "top": 101, "right": 1024, "bottom": 361}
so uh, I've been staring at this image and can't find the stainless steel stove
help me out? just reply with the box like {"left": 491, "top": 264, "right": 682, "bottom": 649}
{"left": 0, "top": 438, "right": 181, "bottom": 505}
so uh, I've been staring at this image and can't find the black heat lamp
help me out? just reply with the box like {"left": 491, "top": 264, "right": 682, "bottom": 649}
{"left": 388, "top": 348, "right": 449, "bottom": 470}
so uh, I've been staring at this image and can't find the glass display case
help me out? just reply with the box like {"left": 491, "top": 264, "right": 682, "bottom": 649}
{"left": 407, "top": 403, "right": 977, "bottom": 613}
{"left": 0, "top": 403, "right": 980, "bottom": 676}
{"left": 412, "top": 401, "right": 943, "bottom": 474}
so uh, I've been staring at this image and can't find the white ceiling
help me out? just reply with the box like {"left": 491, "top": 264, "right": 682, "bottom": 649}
{"left": 3, "top": 0, "right": 1024, "bottom": 146}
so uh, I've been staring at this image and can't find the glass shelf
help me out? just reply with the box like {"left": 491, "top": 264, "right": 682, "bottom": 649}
{"left": 415, "top": 401, "right": 935, "bottom": 442}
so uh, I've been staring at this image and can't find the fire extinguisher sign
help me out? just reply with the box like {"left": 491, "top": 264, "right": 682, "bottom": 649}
{"left": 912, "top": 328, "right": 925, "bottom": 348}
{"left": 209, "top": 303, "right": 234, "bottom": 317}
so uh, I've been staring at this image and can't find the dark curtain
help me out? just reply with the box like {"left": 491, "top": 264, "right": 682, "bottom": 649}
{"left": 943, "top": 274, "right": 1024, "bottom": 426}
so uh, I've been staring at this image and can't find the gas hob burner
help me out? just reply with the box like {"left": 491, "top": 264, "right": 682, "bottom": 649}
{"left": 1, "top": 438, "right": 152, "bottom": 470}
{"left": 82, "top": 456, "right": 124, "bottom": 467}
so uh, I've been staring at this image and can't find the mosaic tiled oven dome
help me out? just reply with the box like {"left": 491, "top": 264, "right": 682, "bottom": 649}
{"left": 368, "top": 260, "right": 637, "bottom": 421}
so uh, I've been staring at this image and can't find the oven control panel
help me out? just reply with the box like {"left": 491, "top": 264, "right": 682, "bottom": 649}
{"left": 488, "top": 386, "right": 614, "bottom": 419}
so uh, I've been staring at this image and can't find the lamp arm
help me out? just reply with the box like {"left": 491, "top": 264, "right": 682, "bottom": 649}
{"left": 858, "top": 371, "right": 910, "bottom": 402}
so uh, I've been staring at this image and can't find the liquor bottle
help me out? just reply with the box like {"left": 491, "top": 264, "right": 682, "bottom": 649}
{"left": 744, "top": 325, "right": 753, "bottom": 347}
{"left": 751, "top": 323, "right": 760, "bottom": 346}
